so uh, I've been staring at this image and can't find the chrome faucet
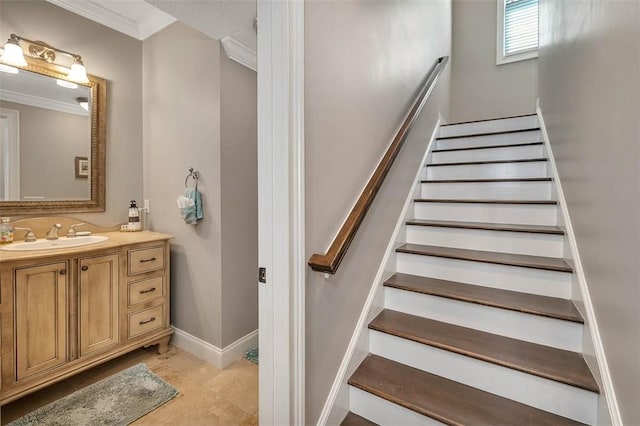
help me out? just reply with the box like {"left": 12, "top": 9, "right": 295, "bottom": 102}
{"left": 46, "top": 224, "right": 62, "bottom": 240}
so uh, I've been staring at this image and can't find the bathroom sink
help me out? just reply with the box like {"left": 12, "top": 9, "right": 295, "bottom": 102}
{"left": 1, "top": 235, "right": 109, "bottom": 251}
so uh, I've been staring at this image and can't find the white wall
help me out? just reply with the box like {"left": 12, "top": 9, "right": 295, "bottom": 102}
{"left": 304, "top": 1, "right": 451, "bottom": 423}
{"left": 538, "top": 0, "right": 640, "bottom": 424}
{"left": 450, "top": 0, "right": 538, "bottom": 122}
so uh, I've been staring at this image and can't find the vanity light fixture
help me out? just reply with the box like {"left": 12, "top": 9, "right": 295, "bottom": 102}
{"left": 0, "top": 34, "right": 89, "bottom": 83}
{"left": 77, "top": 97, "right": 89, "bottom": 111}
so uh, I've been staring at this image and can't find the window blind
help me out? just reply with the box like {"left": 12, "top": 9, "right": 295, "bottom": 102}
{"left": 504, "top": 0, "right": 538, "bottom": 56}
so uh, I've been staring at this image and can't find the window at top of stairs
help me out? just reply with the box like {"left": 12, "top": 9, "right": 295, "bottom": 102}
{"left": 497, "top": 0, "right": 539, "bottom": 65}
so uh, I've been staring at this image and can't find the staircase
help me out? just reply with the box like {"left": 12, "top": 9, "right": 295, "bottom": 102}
{"left": 341, "top": 114, "right": 599, "bottom": 425}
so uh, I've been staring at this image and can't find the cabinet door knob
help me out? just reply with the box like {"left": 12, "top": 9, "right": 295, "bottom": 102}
{"left": 81, "top": 265, "right": 89, "bottom": 271}
{"left": 59, "top": 269, "right": 67, "bottom": 275}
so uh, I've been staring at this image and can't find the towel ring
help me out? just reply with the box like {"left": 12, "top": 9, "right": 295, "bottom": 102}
{"left": 185, "top": 168, "right": 199, "bottom": 188}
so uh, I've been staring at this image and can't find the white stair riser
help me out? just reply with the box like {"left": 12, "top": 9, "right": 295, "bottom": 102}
{"left": 384, "top": 287, "right": 582, "bottom": 351}
{"left": 426, "top": 161, "right": 547, "bottom": 180}
{"left": 414, "top": 202, "right": 557, "bottom": 226}
{"left": 432, "top": 144, "right": 545, "bottom": 163}
{"left": 436, "top": 130, "right": 541, "bottom": 150}
{"left": 369, "top": 332, "right": 597, "bottom": 425}
{"left": 350, "top": 387, "right": 445, "bottom": 426}
{"left": 396, "top": 253, "right": 572, "bottom": 298}
{"left": 421, "top": 180, "right": 553, "bottom": 200}
{"left": 439, "top": 116, "right": 539, "bottom": 138}
{"left": 406, "top": 226, "right": 563, "bottom": 257}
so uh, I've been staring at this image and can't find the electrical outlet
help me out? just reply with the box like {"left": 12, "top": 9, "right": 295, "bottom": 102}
{"left": 144, "top": 199, "right": 150, "bottom": 212}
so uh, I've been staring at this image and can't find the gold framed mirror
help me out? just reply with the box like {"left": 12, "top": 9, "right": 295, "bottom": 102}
{"left": 0, "top": 54, "right": 106, "bottom": 215}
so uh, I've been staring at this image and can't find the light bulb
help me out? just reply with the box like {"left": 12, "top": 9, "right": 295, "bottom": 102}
{"left": 67, "top": 59, "right": 89, "bottom": 84}
{"left": 0, "top": 64, "right": 18, "bottom": 74}
{"left": 0, "top": 39, "right": 27, "bottom": 67}
{"left": 56, "top": 79, "right": 78, "bottom": 89}
{"left": 77, "top": 97, "right": 89, "bottom": 111}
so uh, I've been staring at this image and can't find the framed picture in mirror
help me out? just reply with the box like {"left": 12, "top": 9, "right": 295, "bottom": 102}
{"left": 75, "top": 156, "right": 89, "bottom": 178}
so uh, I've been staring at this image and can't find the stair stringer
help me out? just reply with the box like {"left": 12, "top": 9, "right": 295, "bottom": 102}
{"left": 318, "top": 120, "right": 442, "bottom": 426}
{"left": 537, "top": 104, "right": 621, "bottom": 426}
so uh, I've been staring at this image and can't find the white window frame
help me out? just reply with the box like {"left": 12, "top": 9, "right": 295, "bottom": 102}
{"left": 496, "top": 0, "right": 539, "bottom": 65}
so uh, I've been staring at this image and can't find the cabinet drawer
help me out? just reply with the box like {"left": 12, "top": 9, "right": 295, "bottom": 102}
{"left": 128, "top": 305, "right": 163, "bottom": 339}
{"left": 128, "top": 276, "right": 164, "bottom": 307}
{"left": 128, "top": 246, "right": 164, "bottom": 275}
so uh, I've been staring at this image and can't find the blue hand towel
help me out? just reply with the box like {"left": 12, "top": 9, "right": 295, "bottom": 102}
{"left": 181, "top": 187, "right": 203, "bottom": 225}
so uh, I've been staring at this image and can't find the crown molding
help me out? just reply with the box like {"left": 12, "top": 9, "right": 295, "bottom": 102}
{"left": 221, "top": 37, "right": 257, "bottom": 72}
{"left": 1, "top": 89, "right": 88, "bottom": 116}
{"left": 46, "top": 0, "right": 175, "bottom": 40}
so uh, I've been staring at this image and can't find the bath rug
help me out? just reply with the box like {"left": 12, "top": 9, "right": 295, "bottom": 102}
{"left": 8, "top": 363, "right": 178, "bottom": 426}
{"left": 245, "top": 347, "right": 259, "bottom": 365}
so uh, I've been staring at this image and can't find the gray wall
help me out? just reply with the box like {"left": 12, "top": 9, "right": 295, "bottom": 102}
{"left": 538, "top": 0, "right": 640, "bottom": 424}
{"left": 304, "top": 1, "right": 451, "bottom": 423}
{"left": 1, "top": 101, "right": 90, "bottom": 201}
{"left": 143, "top": 22, "right": 258, "bottom": 349}
{"left": 143, "top": 22, "right": 223, "bottom": 346}
{"left": 449, "top": 0, "right": 537, "bottom": 122}
{"left": 219, "top": 52, "right": 258, "bottom": 348}
{"left": 0, "top": 0, "right": 143, "bottom": 224}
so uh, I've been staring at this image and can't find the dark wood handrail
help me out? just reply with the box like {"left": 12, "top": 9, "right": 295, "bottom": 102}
{"left": 308, "top": 56, "right": 449, "bottom": 274}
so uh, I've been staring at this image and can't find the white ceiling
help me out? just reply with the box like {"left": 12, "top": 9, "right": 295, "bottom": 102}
{"left": 147, "top": 0, "right": 257, "bottom": 51}
{"left": 45, "top": 0, "right": 257, "bottom": 52}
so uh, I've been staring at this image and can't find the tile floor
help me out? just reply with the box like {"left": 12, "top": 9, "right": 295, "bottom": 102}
{"left": 1, "top": 346, "right": 258, "bottom": 425}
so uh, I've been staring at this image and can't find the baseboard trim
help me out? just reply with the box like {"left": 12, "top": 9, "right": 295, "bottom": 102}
{"left": 171, "top": 327, "right": 258, "bottom": 369}
{"left": 317, "top": 119, "right": 442, "bottom": 426}
{"left": 536, "top": 105, "right": 622, "bottom": 426}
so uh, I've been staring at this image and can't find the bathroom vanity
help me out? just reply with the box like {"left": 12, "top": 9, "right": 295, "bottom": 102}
{"left": 0, "top": 220, "right": 172, "bottom": 404}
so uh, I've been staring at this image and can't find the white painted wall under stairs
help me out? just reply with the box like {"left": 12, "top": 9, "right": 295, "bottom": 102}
{"left": 332, "top": 114, "right": 603, "bottom": 426}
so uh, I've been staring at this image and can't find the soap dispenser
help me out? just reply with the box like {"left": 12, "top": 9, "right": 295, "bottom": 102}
{"left": 128, "top": 200, "right": 141, "bottom": 231}
{"left": 0, "top": 217, "right": 14, "bottom": 244}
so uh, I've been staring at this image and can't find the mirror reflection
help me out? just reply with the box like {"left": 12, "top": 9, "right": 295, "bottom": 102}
{"left": 0, "top": 67, "right": 92, "bottom": 201}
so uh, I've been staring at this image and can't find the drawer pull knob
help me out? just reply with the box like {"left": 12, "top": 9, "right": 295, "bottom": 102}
{"left": 139, "top": 257, "right": 157, "bottom": 263}
{"left": 139, "top": 317, "right": 156, "bottom": 325}
{"left": 59, "top": 269, "right": 67, "bottom": 275}
{"left": 81, "top": 265, "right": 89, "bottom": 271}
{"left": 139, "top": 287, "right": 157, "bottom": 294}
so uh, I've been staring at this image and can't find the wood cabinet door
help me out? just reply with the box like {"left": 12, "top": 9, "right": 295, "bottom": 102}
{"left": 15, "top": 262, "right": 68, "bottom": 380}
{"left": 79, "top": 254, "right": 119, "bottom": 357}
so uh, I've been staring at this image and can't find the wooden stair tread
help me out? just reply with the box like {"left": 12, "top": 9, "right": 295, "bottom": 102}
{"left": 405, "top": 219, "right": 564, "bottom": 235}
{"left": 436, "top": 127, "right": 540, "bottom": 140}
{"left": 369, "top": 310, "right": 598, "bottom": 392}
{"left": 340, "top": 412, "right": 378, "bottom": 426}
{"left": 414, "top": 198, "right": 557, "bottom": 205}
{"left": 384, "top": 273, "right": 582, "bottom": 323}
{"left": 440, "top": 113, "right": 537, "bottom": 127}
{"left": 428, "top": 157, "right": 547, "bottom": 167}
{"left": 423, "top": 177, "right": 552, "bottom": 183}
{"left": 396, "top": 243, "right": 573, "bottom": 272}
{"left": 349, "top": 354, "right": 586, "bottom": 426}
{"left": 432, "top": 141, "right": 544, "bottom": 153}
